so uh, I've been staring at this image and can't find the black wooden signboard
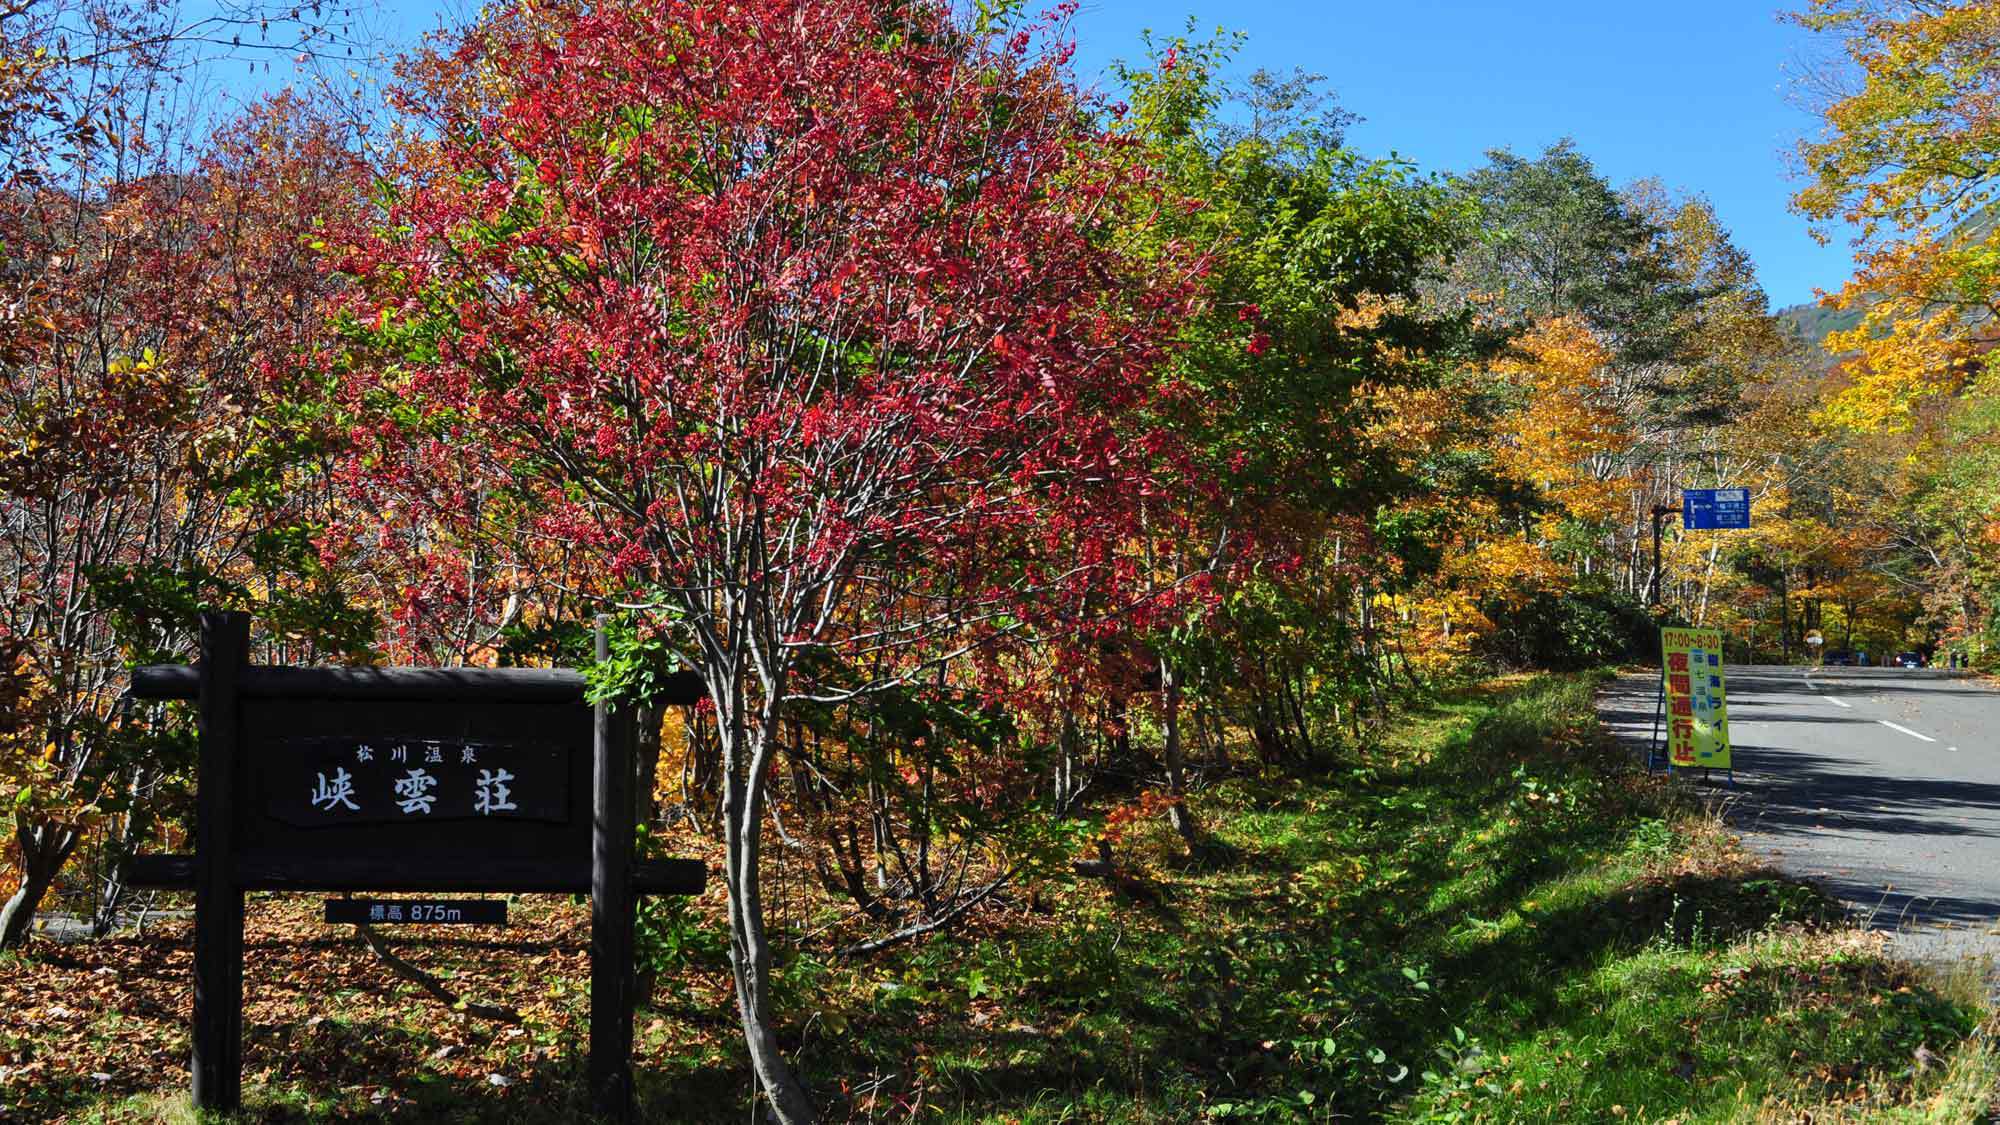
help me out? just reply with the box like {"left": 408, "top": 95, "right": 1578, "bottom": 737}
{"left": 126, "top": 612, "right": 704, "bottom": 1120}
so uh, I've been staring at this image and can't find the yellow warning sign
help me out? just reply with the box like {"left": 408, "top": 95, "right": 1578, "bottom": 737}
{"left": 1662, "top": 627, "right": 1730, "bottom": 769}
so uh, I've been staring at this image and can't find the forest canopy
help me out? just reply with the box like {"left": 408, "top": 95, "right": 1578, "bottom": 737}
{"left": 1, "top": 1, "right": 1993, "bottom": 1120}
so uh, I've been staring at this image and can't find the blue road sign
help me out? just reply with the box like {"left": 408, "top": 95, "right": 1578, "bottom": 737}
{"left": 1683, "top": 487, "right": 1750, "bottom": 530}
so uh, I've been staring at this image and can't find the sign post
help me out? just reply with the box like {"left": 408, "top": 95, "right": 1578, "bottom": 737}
{"left": 1660, "top": 626, "right": 1733, "bottom": 780}
{"left": 591, "top": 621, "right": 638, "bottom": 1119}
{"left": 1648, "top": 504, "right": 1681, "bottom": 607}
{"left": 126, "top": 612, "right": 704, "bottom": 1119}
{"left": 192, "top": 611, "right": 246, "bottom": 1110}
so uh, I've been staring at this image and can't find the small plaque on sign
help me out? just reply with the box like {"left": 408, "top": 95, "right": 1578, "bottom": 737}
{"left": 324, "top": 899, "right": 507, "bottom": 926}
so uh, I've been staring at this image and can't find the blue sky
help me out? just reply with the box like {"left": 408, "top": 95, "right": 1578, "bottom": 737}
{"left": 239, "top": 0, "right": 1853, "bottom": 309}
{"left": 1056, "top": 0, "right": 1850, "bottom": 309}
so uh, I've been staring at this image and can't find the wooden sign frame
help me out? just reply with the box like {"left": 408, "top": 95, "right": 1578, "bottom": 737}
{"left": 126, "top": 611, "right": 704, "bottom": 1119}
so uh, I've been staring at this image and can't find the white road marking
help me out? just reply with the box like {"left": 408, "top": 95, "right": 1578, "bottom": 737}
{"left": 1825, "top": 697, "right": 1852, "bottom": 709}
{"left": 1950, "top": 746, "right": 1960, "bottom": 753}
{"left": 1879, "top": 720, "right": 1937, "bottom": 743}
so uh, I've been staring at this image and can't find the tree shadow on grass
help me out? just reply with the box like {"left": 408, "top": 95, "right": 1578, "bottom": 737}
{"left": 239, "top": 1020, "right": 588, "bottom": 1122}
{"left": 1450, "top": 869, "right": 1833, "bottom": 973}
{"left": 11, "top": 1021, "right": 607, "bottom": 1124}
{"left": 1172, "top": 834, "right": 1247, "bottom": 870}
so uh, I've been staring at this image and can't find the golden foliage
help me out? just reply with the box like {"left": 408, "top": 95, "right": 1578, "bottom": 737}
{"left": 1794, "top": 0, "right": 2000, "bottom": 428}
{"left": 1493, "top": 316, "right": 1632, "bottom": 523}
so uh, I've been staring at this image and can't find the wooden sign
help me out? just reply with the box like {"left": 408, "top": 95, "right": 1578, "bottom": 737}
{"left": 126, "top": 612, "right": 704, "bottom": 1120}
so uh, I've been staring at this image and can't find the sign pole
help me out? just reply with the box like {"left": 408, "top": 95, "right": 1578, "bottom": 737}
{"left": 1649, "top": 668, "right": 1666, "bottom": 771}
{"left": 589, "top": 618, "right": 637, "bottom": 1121}
{"left": 192, "top": 610, "right": 248, "bottom": 1113}
{"left": 1649, "top": 503, "right": 1681, "bottom": 607}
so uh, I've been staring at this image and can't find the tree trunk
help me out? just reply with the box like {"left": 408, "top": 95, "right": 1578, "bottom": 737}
{"left": 1159, "top": 655, "right": 1198, "bottom": 846}
{"left": 1696, "top": 542, "right": 1719, "bottom": 626}
{"left": 1055, "top": 709, "right": 1082, "bottom": 815}
{"left": 1, "top": 820, "right": 81, "bottom": 950}
{"left": 633, "top": 704, "right": 664, "bottom": 828}
{"left": 93, "top": 767, "right": 156, "bottom": 938}
{"left": 1779, "top": 570, "right": 1792, "bottom": 663}
{"left": 1201, "top": 698, "right": 1231, "bottom": 769}
{"left": 675, "top": 709, "right": 723, "bottom": 830}
{"left": 716, "top": 706, "right": 817, "bottom": 1124}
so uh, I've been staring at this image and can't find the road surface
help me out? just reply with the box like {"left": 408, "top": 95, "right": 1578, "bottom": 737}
{"left": 1601, "top": 664, "right": 2000, "bottom": 965}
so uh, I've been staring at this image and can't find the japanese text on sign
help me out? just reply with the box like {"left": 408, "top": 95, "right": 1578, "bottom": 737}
{"left": 272, "top": 736, "right": 566, "bottom": 827}
{"left": 1683, "top": 488, "right": 1751, "bottom": 530}
{"left": 323, "top": 899, "right": 507, "bottom": 926}
{"left": 1661, "top": 627, "right": 1731, "bottom": 769}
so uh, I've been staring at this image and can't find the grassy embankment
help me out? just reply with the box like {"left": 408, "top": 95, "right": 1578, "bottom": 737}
{"left": 2, "top": 673, "right": 1994, "bottom": 1121}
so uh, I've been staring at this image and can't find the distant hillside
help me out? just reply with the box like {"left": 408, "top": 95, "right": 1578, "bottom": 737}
{"left": 1776, "top": 301, "right": 1863, "bottom": 367}
{"left": 1776, "top": 301, "right": 1863, "bottom": 349}
{"left": 1774, "top": 206, "right": 1996, "bottom": 367}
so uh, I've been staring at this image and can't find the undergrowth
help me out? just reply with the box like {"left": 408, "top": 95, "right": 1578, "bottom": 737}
{"left": 1, "top": 673, "right": 1992, "bottom": 1122}
{"left": 783, "top": 673, "right": 1997, "bottom": 1122}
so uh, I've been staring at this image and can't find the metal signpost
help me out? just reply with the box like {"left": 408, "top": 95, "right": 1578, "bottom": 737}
{"left": 1652, "top": 489, "right": 1753, "bottom": 606}
{"left": 1647, "top": 503, "right": 1681, "bottom": 606}
{"left": 124, "top": 611, "right": 705, "bottom": 1120}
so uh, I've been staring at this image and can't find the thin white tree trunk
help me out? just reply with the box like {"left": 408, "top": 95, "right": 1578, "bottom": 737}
{"left": 1160, "top": 656, "right": 1197, "bottom": 846}
{"left": 717, "top": 711, "right": 818, "bottom": 1124}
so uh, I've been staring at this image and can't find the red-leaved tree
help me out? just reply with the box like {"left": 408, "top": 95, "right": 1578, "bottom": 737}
{"left": 0, "top": 0, "right": 370, "bottom": 948}
{"left": 332, "top": 1, "right": 1197, "bottom": 1115}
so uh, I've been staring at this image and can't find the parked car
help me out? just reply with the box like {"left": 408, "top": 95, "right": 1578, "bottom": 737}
{"left": 1824, "top": 650, "right": 1854, "bottom": 666}
{"left": 1895, "top": 651, "right": 1924, "bottom": 668}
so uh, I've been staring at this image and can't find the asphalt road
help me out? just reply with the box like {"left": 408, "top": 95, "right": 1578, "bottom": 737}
{"left": 1601, "top": 664, "right": 2000, "bottom": 965}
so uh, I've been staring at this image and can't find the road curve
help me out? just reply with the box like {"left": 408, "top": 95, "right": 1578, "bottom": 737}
{"left": 1601, "top": 663, "right": 2000, "bottom": 965}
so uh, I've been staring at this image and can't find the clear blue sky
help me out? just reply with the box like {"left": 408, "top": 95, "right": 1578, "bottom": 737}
{"left": 1057, "top": 0, "right": 1849, "bottom": 309}
{"left": 248, "top": 0, "right": 1853, "bottom": 310}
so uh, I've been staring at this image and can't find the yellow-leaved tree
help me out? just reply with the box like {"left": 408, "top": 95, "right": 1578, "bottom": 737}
{"left": 1793, "top": 0, "right": 2000, "bottom": 430}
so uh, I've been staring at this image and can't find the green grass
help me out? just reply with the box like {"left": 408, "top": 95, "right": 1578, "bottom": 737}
{"left": 769, "top": 673, "right": 1995, "bottom": 1121}
{"left": 4, "top": 673, "right": 1993, "bottom": 1121}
